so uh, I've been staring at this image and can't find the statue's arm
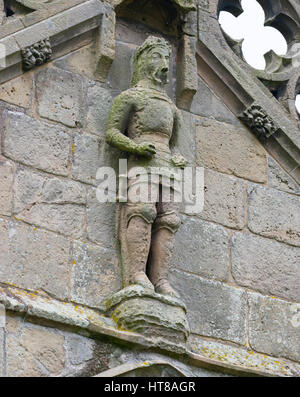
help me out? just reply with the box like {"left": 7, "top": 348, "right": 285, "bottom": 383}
{"left": 170, "top": 108, "right": 188, "bottom": 168}
{"left": 106, "top": 93, "right": 156, "bottom": 157}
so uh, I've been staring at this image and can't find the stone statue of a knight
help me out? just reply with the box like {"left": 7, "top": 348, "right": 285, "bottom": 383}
{"left": 106, "top": 36, "right": 187, "bottom": 298}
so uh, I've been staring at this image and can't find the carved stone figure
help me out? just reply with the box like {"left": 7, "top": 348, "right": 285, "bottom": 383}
{"left": 106, "top": 36, "right": 187, "bottom": 299}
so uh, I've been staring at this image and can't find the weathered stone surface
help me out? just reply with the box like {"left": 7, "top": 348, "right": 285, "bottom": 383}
{"left": 65, "top": 334, "right": 95, "bottom": 366}
{"left": 71, "top": 240, "right": 121, "bottom": 310}
{"left": 3, "top": 112, "right": 71, "bottom": 176}
{"left": 173, "top": 216, "right": 229, "bottom": 281}
{"left": 170, "top": 270, "right": 246, "bottom": 344}
{"left": 196, "top": 118, "right": 267, "bottom": 183}
{"left": 13, "top": 167, "right": 86, "bottom": 212}
{"left": 198, "top": 169, "right": 245, "bottom": 230}
{"left": 189, "top": 335, "right": 300, "bottom": 377}
{"left": 248, "top": 184, "right": 300, "bottom": 247}
{"left": 248, "top": 292, "right": 300, "bottom": 362}
{"left": 6, "top": 316, "right": 65, "bottom": 376}
{"left": 87, "top": 83, "right": 114, "bottom": 137}
{"left": 13, "top": 167, "right": 44, "bottom": 214}
{"left": 54, "top": 44, "right": 96, "bottom": 80}
{"left": 268, "top": 156, "right": 300, "bottom": 195}
{"left": 17, "top": 203, "right": 85, "bottom": 239}
{"left": 178, "top": 110, "right": 195, "bottom": 165}
{"left": 107, "top": 41, "right": 134, "bottom": 91}
{"left": 0, "top": 73, "right": 33, "bottom": 108}
{"left": 72, "top": 133, "right": 101, "bottom": 185}
{"left": 107, "top": 285, "right": 189, "bottom": 350}
{"left": 86, "top": 186, "right": 116, "bottom": 249}
{"left": 36, "top": 67, "right": 86, "bottom": 128}
{"left": 0, "top": 219, "right": 71, "bottom": 300}
{"left": 191, "top": 77, "right": 239, "bottom": 125}
{"left": 232, "top": 232, "right": 300, "bottom": 302}
{"left": 42, "top": 177, "right": 86, "bottom": 205}
{"left": 13, "top": 167, "right": 86, "bottom": 238}
{"left": 0, "top": 158, "right": 14, "bottom": 216}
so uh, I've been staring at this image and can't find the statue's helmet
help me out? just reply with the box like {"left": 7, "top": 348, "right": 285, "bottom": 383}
{"left": 131, "top": 36, "right": 171, "bottom": 86}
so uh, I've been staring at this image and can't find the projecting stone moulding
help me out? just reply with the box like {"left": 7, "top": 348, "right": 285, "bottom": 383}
{"left": 0, "top": 0, "right": 115, "bottom": 84}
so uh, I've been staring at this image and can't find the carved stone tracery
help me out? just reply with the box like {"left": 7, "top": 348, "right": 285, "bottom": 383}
{"left": 218, "top": 0, "right": 300, "bottom": 122}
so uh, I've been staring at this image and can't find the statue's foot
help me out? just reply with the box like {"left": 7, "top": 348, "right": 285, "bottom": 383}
{"left": 155, "top": 281, "right": 180, "bottom": 299}
{"left": 132, "top": 272, "right": 155, "bottom": 291}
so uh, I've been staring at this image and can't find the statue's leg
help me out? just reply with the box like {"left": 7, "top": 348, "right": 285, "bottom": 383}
{"left": 124, "top": 203, "right": 157, "bottom": 290}
{"left": 148, "top": 200, "right": 180, "bottom": 298}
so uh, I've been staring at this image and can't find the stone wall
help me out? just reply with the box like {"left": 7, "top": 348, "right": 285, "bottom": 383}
{"left": 0, "top": 0, "right": 299, "bottom": 376}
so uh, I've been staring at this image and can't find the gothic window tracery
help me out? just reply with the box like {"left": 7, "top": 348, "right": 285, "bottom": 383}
{"left": 217, "top": 0, "right": 300, "bottom": 123}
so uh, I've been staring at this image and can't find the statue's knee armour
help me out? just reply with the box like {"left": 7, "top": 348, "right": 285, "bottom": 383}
{"left": 153, "top": 211, "right": 181, "bottom": 233}
{"left": 126, "top": 203, "right": 157, "bottom": 225}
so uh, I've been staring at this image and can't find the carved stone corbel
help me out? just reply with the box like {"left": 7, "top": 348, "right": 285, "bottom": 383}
{"left": 239, "top": 104, "right": 278, "bottom": 138}
{"left": 21, "top": 38, "right": 52, "bottom": 70}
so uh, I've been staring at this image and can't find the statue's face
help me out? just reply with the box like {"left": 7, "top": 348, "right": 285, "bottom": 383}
{"left": 144, "top": 46, "right": 170, "bottom": 85}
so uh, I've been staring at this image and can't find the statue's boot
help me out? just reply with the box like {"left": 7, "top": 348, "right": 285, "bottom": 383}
{"left": 126, "top": 216, "right": 154, "bottom": 291}
{"left": 148, "top": 228, "right": 180, "bottom": 299}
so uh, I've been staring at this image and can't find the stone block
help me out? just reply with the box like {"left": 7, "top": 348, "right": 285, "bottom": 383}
{"left": 191, "top": 77, "right": 239, "bottom": 125}
{"left": 0, "top": 219, "right": 71, "bottom": 300}
{"left": 267, "top": 156, "right": 300, "bottom": 195}
{"left": 3, "top": 112, "right": 71, "bottom": 176}
{"left": 72, "top": 133, "right": 101, "bottom": 185}
{"left": 0, "top": 73, "right": 33, "bottom": 108}
{"left": 71, "top": 240, "right": 121, "bottom": 310}
{"left": 173, "top": 216, "right": 229, "bottom": 281}
{"left": 36, "top": 67, "right": 86, "bottom": 128}
{"left": 54, "top": 44, "right": 96, "bottom": 80}
{"left": 199, "top": 169, "right": 245, "bottom": 230}
{"left": 178, "top": 110, "right": 195, "bottom": 165}
{"left": 12, "top": 167, "right": 86, "bottom": 238}
{"left": 248, "top": 184, "right": 300, "bottom": 247}
{"left": 86, "top": 186, "right": 116, "bottom": 249}
{"left": 13, "top": 167, "right": 86, "bottom": 213}
{"left": 0, "top": 158, "right": 14, "bottom": 216}
{"left": 42, "top": 177, "right": 86, "bottom": 205}
{"left": 107, "top": 41, "right": 134, "bottom": 91}
{"left": 170, "top": 270, "right": 247, "bottom": 344}
{"left": 65, "top": 333, "right": 95, "bottom": 366}
{"left": 72, "top": 132, "right": 119, "bottom": 185}
{"left": 196, "top": 118, "right": 267, "bottom": 183}
{"left": 87, "top": 83, "right": 114, "bottom": 137}
{"left": 16, "top": 203, "right": 85, "bottom": 239}
{"left": 6, "top": 317, "right": 65, "bottom": 376}
{"left": 13, "top": 167, "right": 44, "bottom": 214}
{"left": 232, "top": 232, "right": 300, "bottom": 302}
{"left": 248, "top": 292, "right": 300, "bottom": 362}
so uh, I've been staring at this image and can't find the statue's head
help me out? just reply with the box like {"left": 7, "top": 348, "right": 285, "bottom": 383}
{"left": 131, "top": 36, "right": 171, "bottom": 87}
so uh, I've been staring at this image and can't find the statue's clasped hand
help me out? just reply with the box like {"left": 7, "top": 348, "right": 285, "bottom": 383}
{"left": 136, "top": 142, "right": 157, "bottom": 158}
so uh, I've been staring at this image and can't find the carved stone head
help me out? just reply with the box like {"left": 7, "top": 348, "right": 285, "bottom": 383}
{"left": 131, "top": 36, "right": 171, "bottom": 87}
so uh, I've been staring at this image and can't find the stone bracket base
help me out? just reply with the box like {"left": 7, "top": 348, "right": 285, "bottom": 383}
{"left": 106, "top": 285, "right": 190, "bottom": 351}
